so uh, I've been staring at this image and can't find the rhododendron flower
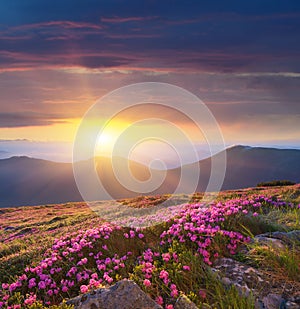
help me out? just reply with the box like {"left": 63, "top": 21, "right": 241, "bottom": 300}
{"left": 38, "top": 281, "right": 46, "bottom": 289}
{"left": 156, "top": 296, "right": 164, "bottom": 305}
{"left": 19, "top": 274, "right": 27, "bottom": 281}
{"left": 159, "top": 270, "right": 169, "bottom": 284}
{"left": 47, "top": 290, "right": 53, "bottom": 296}
{"left": 24, "top": 293, "right": 37, "bottom": 305}
{"left": 62, "top": 286, "right": 68, "bottom": 292}
{"left": 199, "top": 290, "right": 207, "bottom": 299}
{"left": 80, "top": 285, "right": 88, "bottom": 293}
{"left": 28, "top": 278, "right": 36, "bottom": 289}
{"left": 162, "top": 253, "right": 171, "bottom": 262}
{"left": 143, "top": 279, "right": 151, "bottom": 287}
{"left": 183, "top": 265, "right": 190, "bottom": 271}
{"left": 91, "top": 273, "right": 98, "bottom": 280}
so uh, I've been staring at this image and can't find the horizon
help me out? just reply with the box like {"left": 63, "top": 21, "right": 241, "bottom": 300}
{"left": 0, "top": 142, "right": 300, "bottom": 166}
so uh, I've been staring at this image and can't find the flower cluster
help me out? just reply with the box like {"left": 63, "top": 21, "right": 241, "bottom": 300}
{"left": 0, "top": 193, "right": 298, "bottom": 308}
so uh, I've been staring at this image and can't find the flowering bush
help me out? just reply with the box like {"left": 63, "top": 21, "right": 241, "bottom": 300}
{"left": 0, "top": 189, "right": 299, "bottom": 308}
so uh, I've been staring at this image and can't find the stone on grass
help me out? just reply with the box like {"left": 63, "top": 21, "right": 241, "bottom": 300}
{"left": 174, "top": 294, "right": 198, "bottom": 309}
{"left": 66, "top": 279, "right": 162, "bottom": 309}
{"left": 262, "top": 294, "right": 284, "bottom": 309}
{"left": 254, "top": 236, "right": 286, "bottom": 250}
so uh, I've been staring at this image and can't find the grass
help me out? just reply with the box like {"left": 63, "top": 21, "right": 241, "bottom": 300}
{"left": 0, "top": 184, "right": 299, "bottom": 308}
{"left": 241, "top": 241, "right": 300, "bottom": 282}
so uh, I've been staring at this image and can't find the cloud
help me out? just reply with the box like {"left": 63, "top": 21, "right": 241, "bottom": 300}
{"left": 0, "top": 0, "right": 299, "bottom": 144}
{"left": 12, "top": 20, "right": 103, "bottom": 31}
{"left": 0, "top": 112, "right": 67, "bottom": 128}
{"left": 101, "top": 16, "right": 158, "bottom": 23}
{"left": 0, "top": 3, "right": 299, "bottom": 73}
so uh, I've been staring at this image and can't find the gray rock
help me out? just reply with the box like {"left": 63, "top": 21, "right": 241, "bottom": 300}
{"left": 256, "top": 230, "right": 300, "bottom": 246}
{"left": 262, "top": 294, "right": 284, "bottom": 309}
{"left": 174, "top": 294, "right": 198, "bottom": 309}
{"left": 285, "top": 295, "right": 300, "bottom": 308}
{"left": 213, "top": 258, "right": 300, "bottom": 309}
{"left": 285, "top": 301, "right": 300, "bottom": 309}
{"left": 254, "top": 236, "right": 286, "bottom": 250}
{"left": 66, "top": 279, "right": 163, "bottom": 309}
{"left": 213, "top": 257, "right": 265, "bottom": 296}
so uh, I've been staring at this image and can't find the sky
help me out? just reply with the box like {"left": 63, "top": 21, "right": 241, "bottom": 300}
{"left": 0, "top": 0, "right": 300, "bottom": 162}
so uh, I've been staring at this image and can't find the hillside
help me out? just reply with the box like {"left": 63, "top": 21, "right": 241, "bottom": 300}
{"left": 0, "top": 146, "right": 300, "bottom": 207}
{"left": 0, "top": 156, "right": 81, "bottom": 207}
{"left": 181, "top": 145, "right": 300, "bottom": 191}
{"left": 0, "top": 185, "right": 299, "bottom": 308}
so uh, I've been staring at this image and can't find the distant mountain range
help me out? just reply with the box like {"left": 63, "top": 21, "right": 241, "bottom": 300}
{"left": 0, "top": 145, "right": 299, "bottom": 208}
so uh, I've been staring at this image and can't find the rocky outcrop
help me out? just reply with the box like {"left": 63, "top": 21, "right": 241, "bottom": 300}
{"left": 255, "top": 230, "right": 300, "bottom": 247}
{"left": 66, "top": 280, "right": 163, "bottom": 309}
{"left": 213, "top": 258, "right": 267, "bottom": 298}
{"left": 212, "top": 257, "right": 297, "bottom": 308}
{"left": 213, "top": 230, "right": 300, "bottom": 309}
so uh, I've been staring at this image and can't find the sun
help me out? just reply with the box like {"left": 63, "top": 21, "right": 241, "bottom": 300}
{"left": 94, "top": 120, "right": 130, "bottom": 157}
{"left": 98, "top": 132, "right": 112, "bottom": 146}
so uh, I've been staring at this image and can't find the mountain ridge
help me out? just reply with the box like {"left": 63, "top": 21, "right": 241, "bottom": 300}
{"left": 0, "top": 145, "right": 299, "bottom": 207}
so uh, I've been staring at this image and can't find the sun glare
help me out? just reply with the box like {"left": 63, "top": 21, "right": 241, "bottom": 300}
{"left": 94, "top": 120, "right": 131, "bottom": 157}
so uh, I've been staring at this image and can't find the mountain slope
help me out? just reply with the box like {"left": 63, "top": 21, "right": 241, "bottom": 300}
{"left": 0, "top": 156, "right": 82, "bottom": 207}
{"left": 221, "top": 145, "right": 300, "bottom": 189}
{"left": 0, "top": 146, "right": 299, "bottom": 207}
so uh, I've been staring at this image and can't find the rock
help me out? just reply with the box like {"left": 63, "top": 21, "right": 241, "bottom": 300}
{"left": 262, "top": 294, "right": 284, "bottom": 309}
{"left": 213, "top": 258, "right": 300, "bottom": 309}
{"left": 254, "top": 236, "right": 286, "bottom": 250}
{"left": 213, "top": 258, "right": 265, "bottom": 297}
{"left": 287, "top": 295, "right": 300, "bottom": 303}
{"left": 174, "top": 294, "right": 198, "bottom": 309}
{"left": 285, "top": 301, "right": 300, "bottom": 309}
{"left": 285, "top": 295, "right": 300, "bottom": 308}
{"left": 66, "top": 279, "right": 163, "bottom": 309}
{"left": 256, "top": 230, "right": 300, "bottom": 247}
{"left": 221, "top": 277, "right": 231, "bottom": 286}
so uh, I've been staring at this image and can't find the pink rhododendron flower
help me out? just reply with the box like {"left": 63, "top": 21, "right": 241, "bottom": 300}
{"left": 156, "top": 296, "right": 164, "bottom": 305}
{"left": 24, "top": 294, "right": 37, "bottom": 305}
{"left": 199, "top": 290, "right": 207, "bottom": 299}
{"left": 80, "top": 285, "right": 88, "bottom": 293}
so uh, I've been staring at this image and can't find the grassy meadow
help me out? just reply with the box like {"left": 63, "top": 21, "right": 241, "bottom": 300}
{"left": 0, "top": 185, "right": 299, "bottom": 308}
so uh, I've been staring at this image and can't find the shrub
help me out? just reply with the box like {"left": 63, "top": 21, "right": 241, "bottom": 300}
{"left": 257, "top": 180, "right": 296, "bottom": 187}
